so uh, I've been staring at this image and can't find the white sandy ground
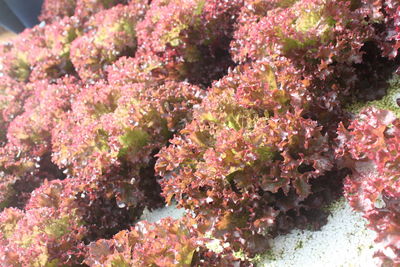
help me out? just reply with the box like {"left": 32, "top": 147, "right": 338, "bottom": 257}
{"left": 258, "top": 198, "right": 379, "bottom": 267}
{"left": 139, "top": 202, "right": 186, "bottom": 223}
{"left": 138, "top": 199, "right": 379, "bottom": 267}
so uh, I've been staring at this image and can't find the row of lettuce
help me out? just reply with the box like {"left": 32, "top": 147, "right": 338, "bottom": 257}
{"left": 0, "top": 0, "right": 398, "bottom": 266}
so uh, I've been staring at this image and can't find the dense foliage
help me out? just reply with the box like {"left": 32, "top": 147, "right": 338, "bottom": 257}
{"left": 0, "top": 0, "right": 399, "bottom": 266}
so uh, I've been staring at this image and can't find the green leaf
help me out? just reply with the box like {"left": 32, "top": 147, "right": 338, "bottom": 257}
{"left": 118, "top": 128, "right": 149, "bottom": 157}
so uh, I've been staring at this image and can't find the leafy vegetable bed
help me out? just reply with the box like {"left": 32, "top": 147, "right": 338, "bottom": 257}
{"left": 0, "top": 0, "right": 399, "bottom": 266}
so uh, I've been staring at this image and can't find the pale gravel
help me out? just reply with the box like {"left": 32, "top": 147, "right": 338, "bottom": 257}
{"left": 259, "top": 198, "right": 379, "bottom": 267}
{"left": 139, "top": 202, "right": 186, "bottom": 223}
